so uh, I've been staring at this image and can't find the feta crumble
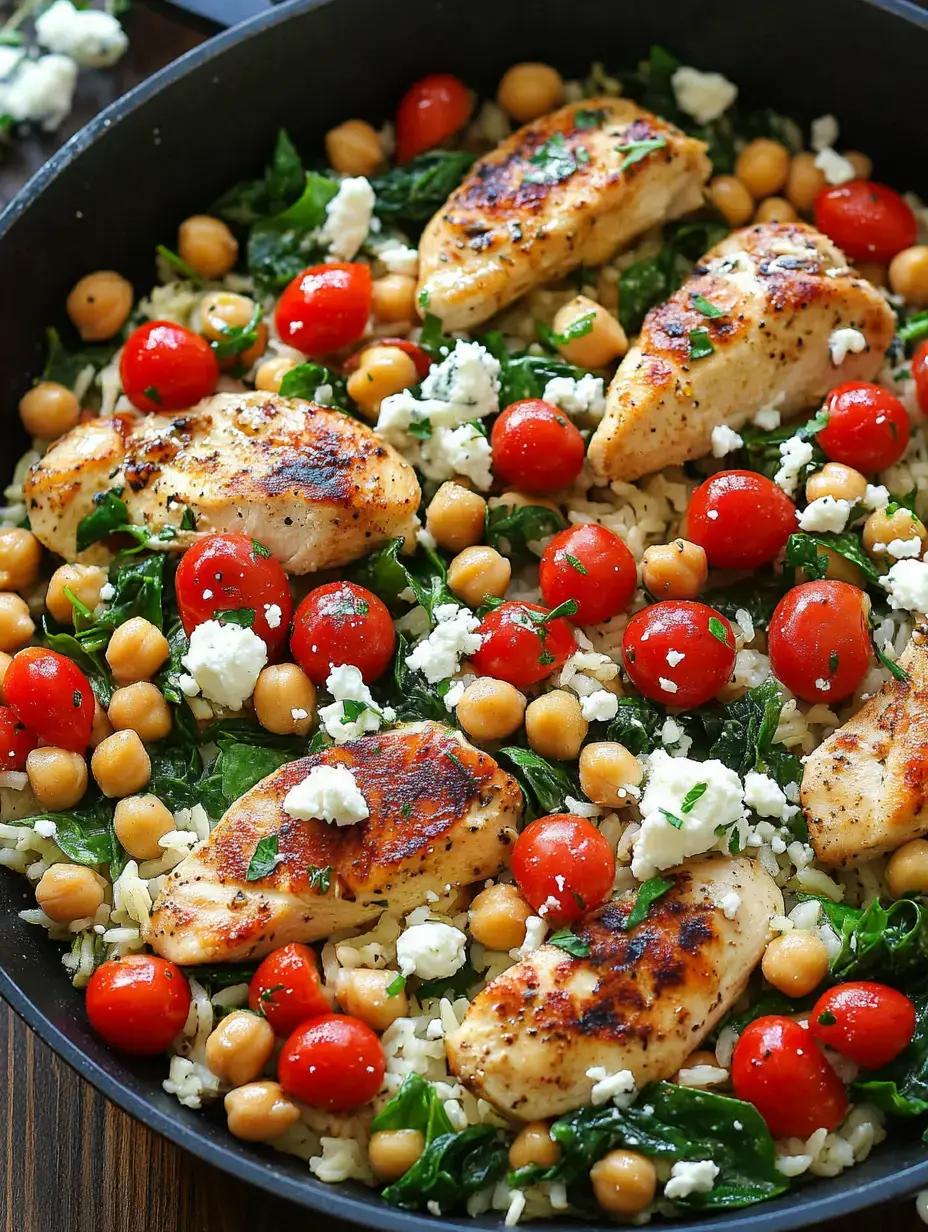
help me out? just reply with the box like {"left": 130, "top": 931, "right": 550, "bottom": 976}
{"left": 180, "top": 620, "right": 267, "bottom": 710}
{"left": 658, "top": 676, "right": 678, "bottom": 694}
{"left": 864, "top": 484, "right": 890, "bottom": 511}
{"left": 797, "top": 495, "right": 851, "bottom": 533}
{"left": 284, "top": 763, "right": 369, "bottom": 826}
{"left": 320, "top": 176, "right": 375, "bottom": 261}
{"left": 775, "top": 436, "right": 814, "bottom": 496}
{"left": 881, "top": 559, "right": 928, "bottom": 613}
{"left": 396, "top": 921, "right": 467, "bottom": 979}
{"left": 377, "top": 242, "right": 419, "bottom": 277}
{"left": 264, "top": 603, "right": 283, "bottom": 629}
{"left": 671, "top": 66, "right": 737, "bottom": 124}
{"left": 443, "top": 679, "right": 467, "bottom": 711}
{"left": 405, "top": 603, "right": 482, "bottom": 683}
{"left": 99, "top": 582, "right": 116, "bottom": 602}
{"left": 710, "top": 424, "right": 743, "bottom": 457}
{"left": 35, "top": 1, "right": 128, "bottom": 68}
{"left": 743, "top": 771, "right": 795, "bottom": 822}
{"left": 542, "top": 374, "right": 606, "bottom": 420}
{"left": 829, "top": 327, "right": 867, "bottom": 366}
{"left": 814, "top": 677, "right": 832, "bottom": 692}
{"left": 815, "top": 148, "right": 856, "bottom": 186}
{"left": 886, "top": 537, "right": 924, "bottom": 560}
{"left": 719, "top": 891, "right": 741, "bottom": 919}
{"left": 580, "top": 689, "right": 619, "bottom": 722}
{"left": 318, "top": 664, "right": 396, "bottom": 743}
{"left": 666, "top": 649, "right": 686, "bottom": 668}
{"left": 810, "top": 114, "right": 839, "bottom": 152}
{"left": 753, "top": 405, "right": 782, "bottom": 430}
{"left": 664, "top": 1159, "right": 720, "bottom": 1200}
{"left": 586, "top": 1066, "right": 637, "bottom": 1108}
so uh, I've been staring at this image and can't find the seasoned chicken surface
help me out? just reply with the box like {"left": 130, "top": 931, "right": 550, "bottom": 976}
{"left": 24, "top": 391, "right": 420, "bottom": 572}
{"left": 588, "top": 222, "right": 896, "bottom": 482}
{"left": 147, "top": 723, "right": 521, "bottom": 965}
{"left": 446, "top": 856, "right": 781, "bottom": 1121}
{"left": 417, "top": 97, "right": 710, "bottom": 330}
{"left": 803, "top": 636, "right": 928, "bottom": 867}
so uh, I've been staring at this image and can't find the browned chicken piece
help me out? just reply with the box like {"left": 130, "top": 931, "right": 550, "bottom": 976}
{"left": 588, "top": 221, "right": 897, "bottom": 482}
{"left": 24, "top": 391, "right": 420, "bottom": 572}
{"left": 803, "top": 635, "right": 928, "bottom": 867}
{"left": 146, "top": 722, "right": 521, "bottom": 965}
{"left": 416, "top": 97, "right": 710, "bottom": 330}
{"left": 446, "top": 856, "right": 781, "bottom": 1121}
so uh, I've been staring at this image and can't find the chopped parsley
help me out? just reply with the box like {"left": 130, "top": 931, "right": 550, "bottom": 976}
{"left": 680, "top": 783, "right": 707, "bottom": 814}
{"left": 549, "top": 928, "right": 590, "bottom": 958}
{"left": 708, "top": 616, "right": 730, "bottom": 645}
{"left": 691, "top": 293, "right": 725, "bottom": 318}
{"left": 688, "top": 326, "right": 714, "bottom": 360}
{"left": 615, "top": 136, "right": 667, "bottom": 173}
{"left": 524, "top": 133, "right": 588, "bottom": 185}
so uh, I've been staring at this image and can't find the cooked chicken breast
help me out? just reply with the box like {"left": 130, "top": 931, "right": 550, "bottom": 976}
{"left": 24, "top": 392, "right": 420, "bottom": 572}
{"left": 803, "top": 635, "right": 928, "bottom": 867}
{"left": 588, "top": 222, "right": 896, "bottom": 482}
{"left": 416, "top": 97, "right": 710, "bottom": 330}
{"left": 146, "top": 722, "right": 521, "bottom": 965}
{"left": 446, "top": 856, "right": 781, "bottom": 1121}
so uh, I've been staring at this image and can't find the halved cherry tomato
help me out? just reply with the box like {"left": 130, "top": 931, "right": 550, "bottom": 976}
{"left": 913, "top": 341, "right": 928, "bottom": 417}
{"left": 248, "top": 942, "right": 329, "bottom": 1037}
{"left": 343, "top": 338, "right": 431, "bottom": 381}
{"left": 622, "top": 601, "right": 736, "bottom": 708}
{"left": 811, "top": 981, "right": 916, "bottom": 1070}
{"left": 470, "top": 600, "right": 575, "bottom": 689}
{"left": 396, "top": 73, "right": 472, "bottom": 164}
{"left": 0, "top": 704, "right": 38, "bottom": 771}
{"left": 814, "top": 180, "right": 917, "bottom": 264}
{"left": 86, "top": 954, "right": 191, "bottom": 1056}
{"left": 291, "top": 581, "right": 395, "bottom": 684}
{"left": 175, "top": 533, "right": 292, "bottom": 654}
{"left": 818, "top": 382, "right": 911, "bottom": 473}
{"left": 275, "top": 262, "right": 372, "bottom": 358}
{"left": 512, "top": 813, "right": 615, "bottom": 927}
{"left": 539, "top": 524, "right": 637, "bottom": 625}
{"left": 490, "top": 400, "right": 586, "bottom": 494}
{"left": 768, "top": 580, "right": 872, "bottom": 703}
{"left": 686, "top": 470, "right": 797, "bottom": 570}
{"left": 119, "top": 320, "right": 220, "bottom": 413}
{"left": 4, "top": 647, "right": 94, "bottom": 753}
{"left": 731, "top": 1015, "right": 848, "bottom": 1138}
{"left": 278, "top": 1013, "right": 385, "bottom": 1111}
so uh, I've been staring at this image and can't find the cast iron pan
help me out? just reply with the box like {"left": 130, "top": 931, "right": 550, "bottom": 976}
{"left": 2, "top": 0, "right": 928, "bottom": 1225}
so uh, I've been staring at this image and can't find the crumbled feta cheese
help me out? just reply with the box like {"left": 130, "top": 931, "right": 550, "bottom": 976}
{"left": 542, "top": 374, "right": 606, "bottom": 420}
{"left": 180, "top": 620, "right": 267, "bottom": 710}
{"left": 396, "top": 920, "right": 467, "bottom": 979}
{"left": 99, "top": 582, "right": 116, "bottom": 602}
{"left": 797, "top": 495, "right": 851, "bottom": 533}
{"left": 425, "top": 421, "right": 494, "bottom": 489}
{"left": 264, "top": 603, "right": 283, "bottom": 629}
{"left": 775, "top": 436, "right": 814, "bottom": 496}
{"left": 881, "top": 559, "right": 928, "bottom": 613}
{"left": 671, "top": 65, "right": 737, "bottom": 124}
{"left": 810, "top": 114, "right": 839, "bottom": 152}
{"left": 886, "top": 537, "right": 923, "bottom": 559}
{"left": 753, "top": 405, "right": 781, "bottom": 430}
{"left": 815, "top": 147, "right": 856, "bottom": 186}
{"left": 580, "top": 689, "right": 619, "bottom": 722}
{"left": 660, "top": 718, "right": 693, "bottom": 757}
{"left": 405, "top": 603, "right": 482, "bottom": 683}
{"left": 829, "top": 327, "right": 867, "bottom": 366}
{"left": 33, "top": 818, "right": 57, "bottom": 838}
{"left": 666, "top": 650, "right": 686, "bottom": 668}
{"left": 710, "top": 424, "right": 743, "bottom": 457}
{"left": 291, "top": 707, "right": 309, "bottom": 721}
{"left": 318, "top": 664, "right": 395, "bottom": 742}
{"left": 719, "top": 892, "right": 741, "bottom": 919}
{"left": 416, "top": 525, "right": 437, "bottom": 551}
{"left": 284, "top": 763, "right": 369, "bottom": 826}
{"left": 814, "top": 677, "right": 832, "bottom": 692}
{"left": 0, "top": 54, "right": 77, "bottom": 130}
{"left": 513, "top": 915, "right": 548, "bottom": 960}
{"left": 734, "top": 608, "right": 755, "bottom": 645}
{"left": 319, "top": 176, "right": 375, "bottom": 261}
{"left": 314, "top": 383, "right": 334, "bottom": 406}
{"left": 658, "top": 676, "right": 678, "bottom": 694}
{"left": 35, "top": 1, "right": 128, "bottom": 68}
{"left": 586, "top": 1066, "right": 637, "bottom": 1108}
{"left": 444, "top": 679, "right": 466, "bottom": 711}
{"left": 664, "top": 1159, "right": 720, "bottom": 1200}
{"left": 743, "top": 771, "right": 793, "bottom": 821}
{"left": 377, "top": 242, "right": 419, "bottom": 277}
{"left": 864, "top": 484, "right": 890, "bottom": 511}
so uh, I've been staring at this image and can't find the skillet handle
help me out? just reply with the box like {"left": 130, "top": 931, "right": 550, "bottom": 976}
{"left": 162, "top": 0, "right": 279, "bottom": 27}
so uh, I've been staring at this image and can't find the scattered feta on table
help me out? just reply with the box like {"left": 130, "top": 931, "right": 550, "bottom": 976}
{"left": 320, "top": 176, "right": 375, "bottom": 261}
{"left": 828, "top": 327, "right": 867, "bottom": 366}
{"left": 396, "top": 920, "right": 467, "bottom": 979}
{"left": 671, "top": 65, "right": 737, "bottom": 124}
{"left": 284, "top": 763, "right": 369, "bottom": 826}
{"left": 180, "top": 620, "right": 267, "bottom": 710}
{"left": 797, "top": 495, "right": 851, "bottom": 533}
{"left": 35, "top": 1, "right": 128, "bottom": 69}
{"left": 0, "top": 54, "right": 77, "bottom": 131}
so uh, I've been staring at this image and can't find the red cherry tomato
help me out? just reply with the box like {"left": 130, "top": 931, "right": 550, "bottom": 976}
{"left": 278, "top": 1013, "right": 385, "bottom": 1111}
{"left": 818, "top": 382, "right": 911, "bottom": 473}
{"left": 175, "top": 533, "right": 292, "bottom": 654}
{"left": 768, "top": 580, "right": 872, "bottom": 703}
{"left": 811, "top": 981, "right": 916, "bottom": 1070}
{"left": 622, "top": 601, "right": 736, "bottom": 708}
{"left": 512, "top": 813, "right": 615, "bottom": 927}
{"left": 0, "top": 705, "right": 38, "bottom": 771}
{"left": 396, "top": 73, "right": 472, "bottom": 164}
{"left": 86, "top": 954, "right": 191, "bottom": 1056}
{"left": 912, "top": 341, "right": 928, "bottom": 417}
{"left": 490, "top": 400, "right": 586, "bottom": 495}
{"left": 539, "top": 524, "right": 637, "bottom": 625}
{"left": 275, "top": 263, "right": 372, "bottom": 358}
{"left": 686, "top": 470, "right": 798, "bottom": 570}
{"left": 470, "top": 600, "right": 575, "bottom": 689}
{"left": 343, "top": 338, "right": 431, "bottom": 381}
{"left": 119, "top": 320, "right": 219, "bottom": 414}
{"left": 4, "top": 647, "right": 94, "bottom": 754}
{"left": 814, "top": 180, "right": 917, "bottom": 263}
{"left": 731, "top": 1016, "right": 848, "bottom": 1138}
{"left": 248, "top": 942, "right": 329, "bottom": 1037}
{"left": 291, "top": 581, "right": 395, "bottom": 685}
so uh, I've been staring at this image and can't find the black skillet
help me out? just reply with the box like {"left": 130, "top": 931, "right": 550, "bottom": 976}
{"left": 2, "top": 0, "right": 928, "bottom": 1226}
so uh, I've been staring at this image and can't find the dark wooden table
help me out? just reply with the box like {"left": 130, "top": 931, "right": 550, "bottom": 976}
{"left": 0, "top": 5, "right": 925, "bottom": 1229}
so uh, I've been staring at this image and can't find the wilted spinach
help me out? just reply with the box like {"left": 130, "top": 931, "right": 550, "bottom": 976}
{"left": 370, "top": 150, "right": 476, "bottom": 226}
{"left": 278, "top": 361, "right": 349, "bottom": 410}
{"left": 212, "top": 129, "right": 305, "bottom": 226}
{"left": 348, "top": 537, "right": 454, "bottom": 623}
{"left": 484, "top": 502, "right": 566, "bottom": 564}
{"left": 605, "top": 695, "right": 665, "bottom": 755}
{"left": 497, "top": 746, "right": 579, "bottom": 820}
{"left": 42, "top": 326, "right": 121, "bottom": 390}
{"left": 247, "top": 171, "right": 338, "bottom": 293}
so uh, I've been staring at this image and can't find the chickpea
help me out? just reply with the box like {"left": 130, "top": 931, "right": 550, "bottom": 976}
{"left": 525, "top": 690, "right": 587, "bottom": 761}
{"left": 468, "top": 882, "right": 533, "bottom": 950}
{"left": 0, "top": 527, "right": 41, "bottom": 593}
{"left": 177, "top": 215, "right": 239, "bottom": 280}
{"left": 46, "top": 563, "right": 108, "bottom": 626}
{"left": 762, "top": 931, "right": 830, "bottom": 997}
{"left": 509, "top": 1121, "right": 560, "bottom": 1171}
{"left": 590, "top": 1149, "right": 657, "bottom": 1217}
{"left": 579, "top": 742, "right": 643, "bottom": 808}
{"left": 368, "top": 1129, "right": 425, "bottom": 1182}
{"left": 552, "top": 295, "right": 627, "bottom": 368}
{"left": 786, "top": 152, "right": 826, "bottom": 214}
{"left": 253, "top": 664, "right": 317, "bottom": 736}
{"left": 90, "top": 699, "right": 114, "bottom": 748}
{"left": 856, "top": 261, "right": 887, "bottom": 287}
{"left": 0, "top": 593, "right": 34, "bottom": 653}
{"left": 889, "top": 246, "right": 928, "bottom": 307}
{"left": 844, "top": 150, "right": 873, "bottom": 180}
{"left": 91, "top": 730, "right": 151, "bottom": 799}
{"left": 447, "top": 546, "right": 511, "bottom": 608}
{"left": 325, "top": 119, "right": 384, "bottom": 177}
{"left": 19, "top": 381, "right": 80, "bottom": 439}
{"left": 426, "top": 483, "right": 488, "bottom": 554}
{"left": 641, "top": 539, "right": 707, "bottom": 600}
{"left": 254, "top": 355, "right": 296, "bottom": 393}
{"left": 456, "top": 677, "right": 526, "bottom": 742}
{"left": 346, "top": 346, "right": 418, "bottom": 420}
{"left": 497, "top": 62, "right": 564, "bottom": 122}
{"left": 35, "top": 863, "right": 106, "bottom": 925}
{"left": 798, "top": 543, "right": 865, "bottom": 587}
{"left": 707, "top": 175, "right": 754, "bottom": 227}
{"left": 754, "top": 196, "right": 798, "bottom": 224}
{"left": 336, "top": 968, "right": 408, "bottom": 1031}
{"left": 105, "top": 617, "right": 170, "bottom": 684}
{"left": 205, "top": 1010, "right": 276, "bottom": 1087}
{"left": 495, "top": 491, "right": 560, "bottom": 515}
{"left": 199, "top": 291, "right": 266, "bottom": 368}
{"left": 26, "top": 748, "right": 88, "bottom": 811}
{"left": 886, "top": 839, "right": 928, "bottom": 898}
{"left": 805, "top": 462, "right": 868, "bottom": 505}
{"left": 107, "top": 682, "right": 172, "bottom": 742}
{"left": 66, "top": 270, "right": 133, "bottom": 342}
{"left": 0, "top": 650, "right": 11, "bottom": 701}
{"left": 371, "top": 274, "right": 417, "bottom": 323}
{"left": 862, "top": 506, "right": 928, "bottom": 559}
{"left": 113, "top": 794, "right": 175, "bottom": 861}
{"left": 224, "top": 1080, "right": 300, "bottom": 1143}
{"left": 735, "top": 138, "right": 790, "bottom": 199}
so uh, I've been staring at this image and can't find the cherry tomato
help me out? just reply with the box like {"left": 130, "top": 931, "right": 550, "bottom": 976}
{"left": 814, "top": 180, "right": 917, "bottom": 263}
{"left": 86, "top": 954, "right": 191, "bottom": 1056}
{"left": 119, "top": 320, "right": 219, "bottom": 414}
{"left": 912, "top": 341, "right": 928, "bottom": 417}
{"left": 539, "top": 524, "right": 637, "bottom": 625}
{"left": 512, "top": 813, "right": 615, "bottom": 926}
{"left": 4, "top": 647, "right": 94, "bottom": 754}
{"left": 396, "top": 73, "right": 472, "bottom": 164}
{"left": 343, "top": 338, "right": 431, "bottom": 381}
{"left": 278, "top": 1013, "right": 385, "bottom": 1111}
{"left": 490, "top": 400, "right": 586, "bottom": 495}
{"left": 768, "top": 580, "right": 872, "bottom": 703}
{"left": 470, "top": 600, "right": 575, "bottom": 689}
{"left": 686, "top": 470, "right": 797, "bottom": 570}
{"left": 175, "top": 533, "right": 292, "bottom": 654}
{"left": 731, "top": 1016, "right": 848, "bottom": 1138}
{"left": 291, "top": 581, "right": 395, "bottom": 685}
{"left": 622, "top": 601, "right": 736, "bottom": 708}
{"left": 811, "top": 981, "right": 916, "bottom": 1070}
{"left": 248, "top": 942, "right": 329, "bottom": 1037}
{"left": 818, "top": 382, "right": 911, "bottom": 473}
{"left": 0, "top": 705, "right": 38, "bottom": 771}
{"left": 275, "top": 263, "right": 372, "bottom": 358}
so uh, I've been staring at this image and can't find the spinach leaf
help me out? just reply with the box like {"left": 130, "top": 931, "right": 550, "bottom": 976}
{"left": 75, "top": 489, "right": 139, "bottom": 553}
{"left": 497, "top": 746, "right": 579, "bottom": 820}
{"left": 371, "top": 1073, "right": 454, "bottom": 1139}
{"left": 854, "top": 985, "right": 928, "bottom": 1116}
{"left": 389, "top": 635, "right": 453, "bottom": 723}
{"left": 626, "top": 876, "right": 674, "bottom": 929}
{"left": 418, "top": 311, "right": 456, "bottom": 361}
{"left": 417, "top": 960, "right": 478, "bottom": 1001}
{"left": 699, "top": 678, "right": 801, "bottom": 793}
{"left": 278, "top": 361, "right": 349, "bottom": 409}
{"left": 703, "top": 574, "right": 785, "bottom": 631}
{"left": 899, "top": 311, "right": 928, "bottom": 355}
{"left": 784, "top": 531, "right": 882, "bottom": 587}
{"left": 246, "top": 834, "right": 282, "bottom": 882}
{"left": 549, "top": 928, "right": 590, "bottom": 958}
{"left": 739, "top": 412, "right": 828, "bottom": 483}
{"left": 98, "top": 553, "right": 165, "bottom": 630}
{"left": 147, "top": 741, "right": 203, "bottom": 813}
{"left": 831, "top": 896, "right": 928, "bottom": 982}
{"left": 182, "top": 963, "right": 259, "bottom": 992}
{"left": 247, "top": 172, "right": 338, "bottom": 293}
{"left": 348, "top": 537, "right": 454, "bottom": 624}
{"left": 604, "top": 695, "right": 664, "bottom": 755}
{"left": 220, "top": 742, "right": 295, "bottom": 805}
{"left": 16, "top": 796, "right": 124, "bottom": 875}
{"left": 42, "top": 621, "right": 113, "bottom": 707}
{"left": 42, "top": 326, "right": 121, "bottom": 390}
{"left": 212, "top": 129, "right": 305, "bottom": 226}
{"left": 370, "top": 150, "right": 476, "bottom": 226}
{"left": 617, "top": 218, "right": 730, "bottom": 336}
{"left": 382, "top": 1125, "right": 508, "bottom": 1212}
{"left": 480, "top": 329, "right": 592, "bottom": 404}
{"left": 717, "top": 986, "right": 817, "bottom": 1037}
{"left": 484, "top": 502, "right": 567, "bottom": 564}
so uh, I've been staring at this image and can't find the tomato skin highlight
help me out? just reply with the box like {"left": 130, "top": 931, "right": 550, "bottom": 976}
{"left": 811, "top": 981, "right": 917, "bottom": 1069}
{"left": 818, "top": 382, "right": 910, "bottom": 473}
{"left": 539, "top": 524, "right": 637, "bottom": 625}
{"left": 731, "top": 1015, "right": 848, "bottom": 1138}
{"left": 290, "top": 581, "right": 395, "bottom": 685}
{"left": 0, "top": 704, "right": 38, "bottom": 771}
{"left": 248, "top": 943, "right": 329, "bottom": 1037}
{"left": 278, "top": 1013, "right": 385, "bottom": 1111}
{"left": 913, "top": 341, "right": 928, "bottom": 416}
{"left": 686, "top": 470, "right": 797, "bottom": 570}
{"left": 396, "top": 73, "right": 471, "bottom": 163}
{"left": 120, "top": 320, "right": 220, "bottom": 413}
{"left": 512, "top": 813, "right": 615, "bottom": 927}
{"left": 470, "top": 600, "right": 575, "bottom": 689}
{"left": 768, "top": 580, "right": 872, "bottom": 703}
{"left": 814, "top": 180, "right": 917, "bottom": 263}
{"left": 622, "top": 601, "right": 736, "bottom": 708}
{"left": 86, "top": 954, "right": 192, "bottom": 1056}
{"left": 4, "top": 647, "right": 95, "bottom": 753}
{"left": 275, "top": 263, "right": 372, "bottom": 358}
{"left": 490, "top": 400, "right": 586, "bottom": 495}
